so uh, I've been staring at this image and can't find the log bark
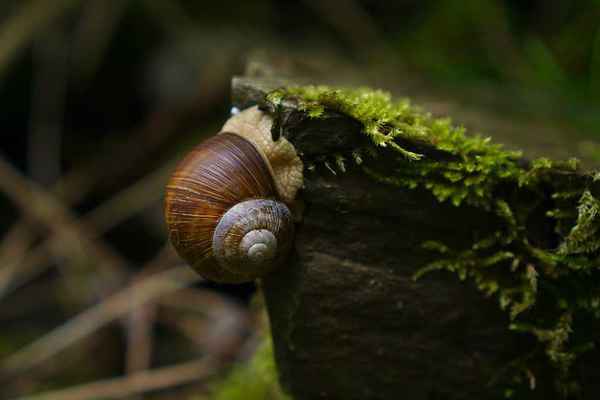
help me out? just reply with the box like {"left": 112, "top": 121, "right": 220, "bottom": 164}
{"left": 231, "top": 77, "right": 600, "bottom": 400}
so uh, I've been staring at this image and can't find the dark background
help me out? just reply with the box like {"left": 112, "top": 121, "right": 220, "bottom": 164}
{"left": 1, "top": 1, "right": 600, "bottom": 398}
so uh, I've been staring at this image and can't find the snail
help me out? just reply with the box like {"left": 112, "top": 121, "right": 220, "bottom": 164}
{"left": 164, "top": 106, "right": 303, "bottom": 283}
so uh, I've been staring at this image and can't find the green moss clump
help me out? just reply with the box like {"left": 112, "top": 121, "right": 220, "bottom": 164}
{"left": 268, "top": 85, "right": 526, "bottom": 209}
{"left": 208, "top": 338, "right": 291, "bottom": 400}
{"left": 266, "top": 85, "right": 600, "bottom": 397}
{"left": 269, "top": 86, "right": 427, "bottom": 160}
{"left": 559, "top": 190, "right": 600, "bottom": 255}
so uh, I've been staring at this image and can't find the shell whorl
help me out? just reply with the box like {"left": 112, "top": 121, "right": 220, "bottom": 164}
{"left": 164, "top": 131, "right": 296, "bottom": 283}
{"left": 212, "top": 199, "right": 293, "bottom": 281}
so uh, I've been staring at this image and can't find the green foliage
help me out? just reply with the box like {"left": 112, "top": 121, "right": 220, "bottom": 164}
{"left": 412, "top": 167, "right": 599, "bottom": 397}
{"left": 559, "top": 190, "right": 600, "bottom": 255}
{"left": 395, "top": 0, "right": 600, "bottom": 136}
{"left": 269, "top": 85, "right": 524, "bottom": 209}
{"left": 266, "top": 85, "right": 600, "bottom": 397}
{"left": 208, "top": 338, "right": 291, "bottom": 400}
{"left": 269, "top": 86, "right": 425, "bottom": 160}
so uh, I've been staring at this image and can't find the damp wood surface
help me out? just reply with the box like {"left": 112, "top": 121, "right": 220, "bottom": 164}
{"left": 231, "top": 75, "right": 600, "bottom": 400}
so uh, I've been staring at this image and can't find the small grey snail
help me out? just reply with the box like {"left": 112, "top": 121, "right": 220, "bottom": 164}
{"left": 164, "top": 106, "right": 303, "bottom": 283}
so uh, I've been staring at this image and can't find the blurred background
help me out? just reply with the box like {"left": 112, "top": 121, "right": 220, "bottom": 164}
{"left": 1, "top": 0, "right": 600, "bottom": 399}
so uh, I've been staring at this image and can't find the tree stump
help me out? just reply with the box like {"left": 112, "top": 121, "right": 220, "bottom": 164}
{"left": 231, "top": 76, "right": 600, "bottom": 400}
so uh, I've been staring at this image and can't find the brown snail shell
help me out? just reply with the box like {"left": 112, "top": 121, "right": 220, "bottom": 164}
{"left": 164, "top": 131, "right": 295, "bottom": 283}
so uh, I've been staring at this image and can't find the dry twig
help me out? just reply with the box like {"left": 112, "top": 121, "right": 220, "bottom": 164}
{"left": 0, "top": 224, "right": 35, "bottom": 296}
{"left": 0, "top": 149, "right": 178, "bottom": 300}
{"left": 0, "top": 154, "right": 128, "bottom": 292}
{"left": 13, "top": 356, "right": 220, "bottom": 400}
{"left": 158, "top": 288, "right": 250, "bottom": 358}
{"left": 0, "top": 264, "right": 200, "bottom": 375}
{"left": 125, "top": 304, "right": 156, "bottom": 375}
{"left": 0, "top": 0, "right": 81, "bottom": 81}
{"left": 71, "top": 0, "right": 129, "bottom": 84}
{"left": 28, "top": 25, "right": 69, "bottom": 186}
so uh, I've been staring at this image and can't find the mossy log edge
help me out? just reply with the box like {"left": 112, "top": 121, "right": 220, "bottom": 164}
{"left": 231, "top": 76, "right": 600, "bottom": 400}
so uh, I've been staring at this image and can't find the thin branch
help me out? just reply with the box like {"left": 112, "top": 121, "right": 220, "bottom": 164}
{"left": 0, "top": 154, "right": 128, "bottom": 291}
{"left": 125, "top": 304, "right": 156, "bottom": 375}
{"left": 83, "top": 157, "right": 178, "bottom": 233}
{"left": 0, "top": 66, "right": 226, "bottom": 296}
{"left": 158, "top": 288, "right": 250, "bottom": 358}
{"left": 0, "top": 237, "right": 52, "bottom": 299}
{"left": 0, "top": 0, "right": 80, "bottom": 82}
{"left": 71, "top": 0, "right": 129, "bottom": 85}
{"left": 0, "top": 224, "right": 35, "bottom": 296}
{"left": 0, "top": 111, "right": 182, "bottom": 295}
{"left": 13, "top": 357, "right": 220, "bottom": 400}
{"left": 0, "top": 158, "right": 177, "bottom": 299}
{"left": 0, "top": 263, "right": 200, "bottom": 376}
{"left": 28, "top": 24, "right": 69, "bottom": 186}
{"left": 0, "top": 34, "right": 232, "bottom": 295}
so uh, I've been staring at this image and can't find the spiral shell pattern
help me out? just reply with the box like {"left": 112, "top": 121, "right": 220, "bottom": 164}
{"left": 164, "top": 132, "right": 295, "bottom": 283}
{"left": 212, "top": 199, "right": 293, "bottom": 281}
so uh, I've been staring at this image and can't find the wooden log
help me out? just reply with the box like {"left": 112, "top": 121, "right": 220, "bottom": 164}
{"left": 231, "top": 76, "right": 600, "bottom": 400}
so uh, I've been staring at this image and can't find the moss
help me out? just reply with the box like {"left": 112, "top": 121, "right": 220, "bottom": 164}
{"left": 559, "top": 190, "right": 600, "bottom": 255}
{"left": 269, "top": 86, "right": 426, "bottom": 160}
{"left": 265, "top": 85, "right": 600, "bottom": 397}
{"left": 208, "top": 338, "right": 291, "bottom": 400}
{"left": 268, "top": 85, "right": 525, "bottom": 209}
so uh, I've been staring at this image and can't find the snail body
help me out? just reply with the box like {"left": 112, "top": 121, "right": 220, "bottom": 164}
{"left": 164, "top": 107, "right": 302, "bottom": 283}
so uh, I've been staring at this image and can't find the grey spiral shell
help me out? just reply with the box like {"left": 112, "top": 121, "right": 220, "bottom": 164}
{"left": 212, "top": 199, "right": 294, "bottom": 282}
